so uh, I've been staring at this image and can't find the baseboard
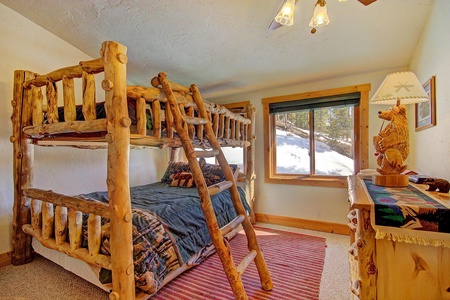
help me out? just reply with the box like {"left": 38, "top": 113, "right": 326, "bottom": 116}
{"left": 255, "top": 213, "right": 349, "bottom": 235}
{"left": 0, "top": 251, "right": 12, "bottom": 268}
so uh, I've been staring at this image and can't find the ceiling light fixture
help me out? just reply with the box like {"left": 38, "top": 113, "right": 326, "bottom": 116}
{"left": 270, "top": 0, "right": 376, "bottom": 31}
{"left": 309, "top": 0, "right": 330, "bottom": 34}
{"left": 274, "top": 0, "right": 296, "bottom": 26}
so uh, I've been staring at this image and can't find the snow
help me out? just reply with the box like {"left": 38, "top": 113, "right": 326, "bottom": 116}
{"left": 275, "top": 129, "right": 354, "bottom": 176}
{"left": 200, "top": 128, "right": 354, "bottom": 176}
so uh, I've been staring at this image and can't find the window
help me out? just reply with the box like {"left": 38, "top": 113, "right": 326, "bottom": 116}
{"left": 193, "top": 147, "right": 244, "bottom": 172}
{"left": 262, "top": 84, "right": 370, "bottom": 188}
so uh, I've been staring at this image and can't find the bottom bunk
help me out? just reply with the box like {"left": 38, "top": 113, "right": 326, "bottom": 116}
{"left": 24, "top": 180, "right": 250, "bottom": 298}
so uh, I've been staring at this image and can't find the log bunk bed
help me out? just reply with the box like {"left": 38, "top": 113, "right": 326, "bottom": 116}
{"left": 11, "top": 41, "right": 272, "bottom": 300}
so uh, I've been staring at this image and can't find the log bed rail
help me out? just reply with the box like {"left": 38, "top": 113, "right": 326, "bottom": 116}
{"left": 11, "top": 41, "right": 257, "bottom": 300}
{"left": 17, "top": 57, "right": 251, "bottom": 150}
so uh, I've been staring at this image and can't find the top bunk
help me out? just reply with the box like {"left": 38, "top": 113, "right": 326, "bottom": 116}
{"left": 11, "top": 42, "right": 254, "bottom": 150}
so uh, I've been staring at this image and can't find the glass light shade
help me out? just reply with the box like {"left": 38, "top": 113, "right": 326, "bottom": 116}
{"left": 370, "top": 71, "right": 429, "bottom": 105}
{"left": 309, "top": 3, "right": 330, "bottom": 28}
{"left": 275, "top": 0, "right": 296, "bottom": 26}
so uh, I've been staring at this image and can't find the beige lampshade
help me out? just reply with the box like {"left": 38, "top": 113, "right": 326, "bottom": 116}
{"left": 309, "top": 1, "right": 330, "bottom": 28}
{"left": 275, "top": 0, "right": 296, "bottom": 26}
{"left": 370, "top": 71, "right": 429, "bottom": 105}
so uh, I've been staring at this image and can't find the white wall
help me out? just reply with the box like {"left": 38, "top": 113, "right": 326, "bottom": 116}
{"left": 211, "top": 68, "right": 411, "bottom": 225}
{"left": 409, "top": 0, "right": 450, "bottom": 179}
{"left": 0, "top": 4, "right": 166, "bottom": 254}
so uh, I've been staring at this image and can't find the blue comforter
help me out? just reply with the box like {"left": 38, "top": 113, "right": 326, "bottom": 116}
{"left": 83, "top": 182, "right": 249, "bottom": 294}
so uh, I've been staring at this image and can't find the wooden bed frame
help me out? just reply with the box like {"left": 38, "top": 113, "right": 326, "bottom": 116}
{"left": 10, "top": 41, "right": 261, "bottom": 299}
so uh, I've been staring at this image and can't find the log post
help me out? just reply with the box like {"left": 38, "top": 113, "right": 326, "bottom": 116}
{"left": 31, "top": 199, "right": 42, "bottom": 230}
{"left": 212, "top": 113, "right": 219, "bottom": 137}
{"left": 11, "top": 70, "right": 35, "bottom": 265}
{"left": 68, "top": 209, "right": 83, "bottom": 250}
{"left": 46, "top": 81, "right": 59, "bottom": 123}
{"left": 136, "top": 97, "right": 147, "bottom": 135}
{"left": 230, "top": 119, "right": 236, "bottom": 140}
{"left": 55, "top": 206, "right": 68, "bottom": 245}
{"left": 236, "top": 121, "right": 241, "bottom": 140}
{"left": 88, "top": 214, "right": 102, "bottom": 256}
{"left": 207, "top": 111, "right": 212, "bottom": 123}
{"left": 165, "top": 103, "right": 174, "bottom": 138}
{"left": 224, "top": 116, "right": 230, "bottom": 139}
{"left": 152, "top": 100, "right": 161, "bottom": 138}
{"left": 82, "top": 72, "right": 97, "bottom": 121}
{"left": 31, "top": 86, "right": 44, "bottom": 126}
{"left": 196, "top": 122, "right": 204, "bottom": 141}
{"left": 186, "top": 106, "right": 195, "bottom": 139}
{"left": 101, "top": 41, "right": 135, "bottom": 300}
{"left": 62, "top": 76, "right": 76, "bottom": 122}
{"left": 244, "top": 124, "right": 249, "bottom": 142}
{"left": 42, "top": 202, "right": 54, "bottom": 239}
{"left": 245, "top": 104, "right": 256, "bottom": 223}
{"left": 218, "top": 114, "right": 225, "bottom": 138}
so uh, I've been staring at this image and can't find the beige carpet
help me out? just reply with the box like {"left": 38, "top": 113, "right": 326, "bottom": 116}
{"left": 0, "top": 255, "right": 109, "bottom": 300}
{"left": 0, "top": 224, "right": 349, "bottom": 300}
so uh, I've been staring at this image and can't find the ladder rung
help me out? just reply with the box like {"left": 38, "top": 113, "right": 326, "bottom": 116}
{"left": 208, "top": 180, "right": 233, "bottom": 196}
{"left": 219, "top": 214, "right": 245, "bottom": 236}
{"left": 182, "top": 115, "right": 209, "bottom": 125}
{"left": 195, "top": 149, "right": 219, "bottom": 158}
{"left": 237, "top": 250, "right": 257, "bottom": 275}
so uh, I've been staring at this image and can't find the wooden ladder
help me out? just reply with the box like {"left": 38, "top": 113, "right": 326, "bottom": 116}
{"left": 158, "top": 72, "right": 273, "bottom": 300}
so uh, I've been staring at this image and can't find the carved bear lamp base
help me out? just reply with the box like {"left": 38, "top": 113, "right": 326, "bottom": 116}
{"left": 372, "top": 174, "right": 409, "bottom": 187}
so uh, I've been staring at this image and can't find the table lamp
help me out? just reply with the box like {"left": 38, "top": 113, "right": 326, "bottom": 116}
{"left": 370, "top": 71, "right": 429, "bottom": 187}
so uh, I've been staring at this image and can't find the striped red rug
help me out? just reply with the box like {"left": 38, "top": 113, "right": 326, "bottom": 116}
{"left": 152, "top": 227, "right": 327, "bottom": 299}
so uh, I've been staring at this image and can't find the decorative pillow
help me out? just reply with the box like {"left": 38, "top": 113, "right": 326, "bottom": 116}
{"left": 199, "top": 158, "right": 238, "bottom": 186}
{"left": 161, "top": 161, "right": 191, "bottom": 184}
{"left": 170, "top": 172, "right": 195, "bottom": 188}
{"left": 161, "top": 159, "right": 238, "bottom": 186}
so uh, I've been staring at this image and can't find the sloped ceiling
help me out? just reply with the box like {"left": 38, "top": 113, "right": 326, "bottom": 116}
{"left": 1, "top": 0, "right": 433, "bottom": 98}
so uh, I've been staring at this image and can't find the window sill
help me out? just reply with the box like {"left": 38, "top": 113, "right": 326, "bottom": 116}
{"left": 265, "top": 176, "right": 348, "bottom": 188}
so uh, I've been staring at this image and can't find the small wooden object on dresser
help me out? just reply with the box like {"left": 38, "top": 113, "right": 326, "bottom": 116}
{"left": 347, "top": 175, "right": 450, "bottom": 300}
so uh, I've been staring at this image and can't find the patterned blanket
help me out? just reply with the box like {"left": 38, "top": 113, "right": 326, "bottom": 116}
{"left": 362, "top": 179, "right": 450, "bottom": 246}
{"left": 82, "top": 182, "right": 249, "bottom": 295}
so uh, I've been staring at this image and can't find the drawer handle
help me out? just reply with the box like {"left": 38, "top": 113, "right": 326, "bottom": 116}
{"left": 351, "top": 279, "right": 361, "bottom": 297}
{"left": 348, "top": 242, "right": 358, "bottom": 260}
{"left": 347, "top": 209, "right": 357, "bottom": 224}
{"left": 348, "top": 222, "right": 356, "bottom": 233}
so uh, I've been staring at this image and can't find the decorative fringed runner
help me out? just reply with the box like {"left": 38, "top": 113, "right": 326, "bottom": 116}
{"left": 152, "top": 227, "right": 326, "bottom": 300}
{"left": 362, "top": 179, "right": 450, "bottom": 247}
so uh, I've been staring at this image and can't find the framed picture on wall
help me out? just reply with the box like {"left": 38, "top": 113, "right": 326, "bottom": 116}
{"left": 415, "top": 75, "right": 436, "bottom": 132}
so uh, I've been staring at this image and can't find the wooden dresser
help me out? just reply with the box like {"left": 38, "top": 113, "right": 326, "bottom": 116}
{"left": 347, "top": 175, "right": 450, "bottom": 300}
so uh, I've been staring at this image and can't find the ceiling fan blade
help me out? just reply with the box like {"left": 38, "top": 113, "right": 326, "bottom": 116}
{"left": 268, "top": 19, "right": 283, "bottom": 30}
{"left": 358, "top": 0, "right": 377, "bottom": 5}
{"left": 268, "top": 0, "right": 286, "bottom": 30}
